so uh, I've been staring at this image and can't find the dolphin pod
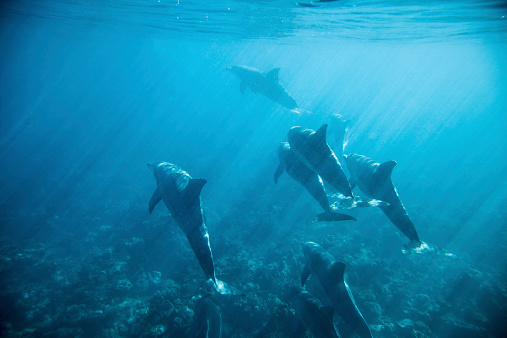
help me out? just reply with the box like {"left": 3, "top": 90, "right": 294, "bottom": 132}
{"left": 302, "top": 242, "right": 373, "bottom": 338}
{"left": 147, "top": 162, "right": 242, "bottom": 296}
{"left": 228, "top": 65, "right": 298, "bottom": 110}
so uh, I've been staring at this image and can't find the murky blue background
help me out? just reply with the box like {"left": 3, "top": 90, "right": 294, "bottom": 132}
{"left": 1, "top": 1, "right": 506, "bottom": 337}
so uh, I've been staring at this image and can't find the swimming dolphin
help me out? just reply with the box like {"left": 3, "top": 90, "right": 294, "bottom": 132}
{"left": 291, "top": 288, "right": 341, "bottom": 338}
{"left": 274, "top": 142, "right": 356, "bottom": 222}
{"left": 227, "top": 65, "right": 298, "bottom": 110}
{"left": 288, "top": 124, "right": 353, "bottom": 198}
{"left": 147, "top": 162, "right": 240, "bottom": 295}
{"left": 302, "top": 242, "right": 372, "bottom": 338}
{"left": 190, "top": 297, "right": 222, "bottom": 338}
{"left": 343, "top": 153, "right": 443, "bottom": 254}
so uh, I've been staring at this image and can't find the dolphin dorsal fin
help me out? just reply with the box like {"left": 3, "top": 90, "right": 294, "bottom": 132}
{"left": 149, "top": 189, "right": 162, "bottom": 214}
{"left": 376, "top": 160, "right": 397, "bottom": 180}
{"left": 186, "top": 178, "right": 207, "bottom": 200}
{"left": 266, "top": 68, "right": 280, "bottom": 81}
{"left": 330, "top": 261, "right": 345, "bottom": 282}
{"left": 313, "top": 124, "right": 329, "bottom": 147}
{"left": 321, "top": 306, "right": 335, "bottom": 322}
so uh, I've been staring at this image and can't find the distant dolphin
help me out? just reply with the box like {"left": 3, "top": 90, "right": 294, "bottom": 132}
{"left": 227, "top": 65, "right": 298, "bottom": 110}
{"left": 291, "top": 288, "right": 341, "bottom": 338}
{"left": 190, "top": 297, "right": 222, "bottom": 338}
{"left": 302, "top": 242, "right": 372, "bottom": 338}
{"left": 274, "top": 142, "right": 356, "bottom": 222}
{"left": 288, "top": 124, "right": 353, "bottom": 198}
{"left": 147, "top": 162, "right": 241, "bottom": 295}
{"left": 343, "top": 153, "right": 439, "bottom": 254}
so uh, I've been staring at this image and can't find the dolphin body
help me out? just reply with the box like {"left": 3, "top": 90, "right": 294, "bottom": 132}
{"left": 302, "top": 242, "right": 372, "bottom": 338}
{"left": 228, "top": 65, "right": 298, "bottom": 110}
{"left": 291, "top": 289, "right": 341, "bottom": 338}
{"left": 147, "top": 162, "right": 239, "bottom": 295}
{"left": 343, "top": 153, "right": 432, "bottom": 254}
{"left": 288, "top": 124, "right": 354, "bottom": 198}
{"left": 274, "top": 142, "right": 356, "bottom": 222}
{"left": 190, "top": 297, "right": 222, "bottom": 338}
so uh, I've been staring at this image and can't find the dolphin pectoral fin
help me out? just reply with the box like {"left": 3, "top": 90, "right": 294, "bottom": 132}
{"left": 213, "top": 278, "right": 245, "bottom": 296}
{"left": 186, "top": 178, "right": 207, "bottom": 200}
{"left": 301, "top": 264, "right": 311, "bottom": 287}
{"left": 240, "top": 81, "right": 247, "bottom": 94}
{"left": 274, "top": 163, "right": 285, "bottom": 184}
{"left": 149, "top": 189, "right": 162, "bottom": 214}
{"left": 330, "top": 261, "right": 345, "bottom": 282}
{"left": 376, "top": 160, "right": 397, "bottom": 179}
{"left": 266, "top": 68, "right": 280, "bottom": 81}
{"left": 314, "top": 211, "right": 357, "bottom": 222}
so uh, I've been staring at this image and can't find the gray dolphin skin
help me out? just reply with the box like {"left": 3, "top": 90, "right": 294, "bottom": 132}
{"left": 302, "top": 242, "right": 372, "bottom": 338}
{"left": 227, "top": 65, "right": 298, "bottom": 109}
{"left": 147, "top": 162, "right": 240, "bottom": 295}
{"left": 287, "top": 124, "right": 353, "bottom": 198}
{"left": 343, "top": 153, "right": 421, "bottom": 245}
{"left": 190, "top": 297, "right": 222, "bottom": 338}
{"left": 274, "top": 142, "right": 356, "bottom": 222}
{"left": 291, "top": 289, "right": 341, "bottom": 338}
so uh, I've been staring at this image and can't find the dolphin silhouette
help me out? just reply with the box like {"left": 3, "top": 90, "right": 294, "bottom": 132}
{"left": 343, "top": 153, "right": 441, "bottom": 254}
{"left": 147, "top": 162, "right": 241, "bottom": 295}
{"left": 228, "top": 65, "right": 298, "bottom": 110}
{"left": 190, "top": 297, "right": 222, "bottom": 338}
{"left": 274, "top": 142, "right": 356, "bottom": 222}
{"left": 302, "top": 242, "right": 372, "bottom": 338}
{"left": 291, "top": 288, "right": 341, "bottom": 338}
{"left": 288, "top": 124, "right": 353, "bottom": 198}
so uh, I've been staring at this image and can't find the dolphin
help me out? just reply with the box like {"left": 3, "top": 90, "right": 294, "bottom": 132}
{"left": 288, "top": 124, "right": 353, "bottom": 198}
{"left": 227, "top": 65, "right": 298, "bottom": 110}
{"left": 301, "top": 242, "right": 372, "bottom": 338}
{"left": 291, "top": 288, "right": 341, "bottom": 338}
{"left": 343, "top": 153, "right": 435, "bottom": 255}
{"left": 274, "top": 142, "right": 356, "bottom": 222}
{"left": 147, "top": 162, "right": 240, "bottom": 295}
{"left": 190, "top": 297, "right": 222, "bottom": 338}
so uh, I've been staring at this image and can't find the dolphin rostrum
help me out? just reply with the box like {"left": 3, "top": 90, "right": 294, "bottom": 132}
{"left": 343, "top": 153, "right": 444, "bottom": 255}
{"left": 288, "top": 124, "right": 354, "bottom": 198}
{"left": 274, "top": 142, "right": 356, "bottom": 222}
{"left": 227, "top": 65, "right": 298, "bottom": 110}
{"left": 190, "top": 297, "right": 222, "bottom": 338}
{"left": 147, "top": 162, "right": 241, "bottom": 295}
{"left": 302, "top": 242, "right": 372, "bottom": 338}
{"left": 290, "top": 287, "right": 341, "bottom": 338}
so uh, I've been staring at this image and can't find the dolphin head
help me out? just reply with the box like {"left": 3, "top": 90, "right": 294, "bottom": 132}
{"left": 302, "top": 241, "right": 318, "bottom": 258}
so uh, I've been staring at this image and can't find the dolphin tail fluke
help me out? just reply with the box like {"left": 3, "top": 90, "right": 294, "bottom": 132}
{"left": 213, "top": 278, "right": 245, "bottom": 296}
{"left": 401, "top": 241, "right": 457, "bottom": 257}
{"left": 313, "top": 211, "right": 357, "bottom": 222}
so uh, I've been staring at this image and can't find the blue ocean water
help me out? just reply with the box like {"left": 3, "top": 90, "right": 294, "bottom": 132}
{"left": 1, "top": 0, "right": 506, "bottom": 337}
